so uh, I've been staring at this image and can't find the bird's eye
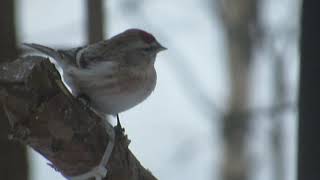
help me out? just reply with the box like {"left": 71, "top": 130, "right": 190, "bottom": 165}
{"left": 142, "top": 47, "right": 153, "bottom": 52}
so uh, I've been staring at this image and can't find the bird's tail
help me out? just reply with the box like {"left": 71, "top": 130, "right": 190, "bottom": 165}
{"left": 23, "top": 43, "right": 73, "bottom": 69}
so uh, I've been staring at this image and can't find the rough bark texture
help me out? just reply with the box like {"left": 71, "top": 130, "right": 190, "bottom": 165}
{"left": 0, "top": 0, "right": 29, "bottom": 179}
{"left": 298, "top": 1, "right": 320, "bottom": 180}
{"left": 0, "top": 56, "right": 157, "bottom": 180}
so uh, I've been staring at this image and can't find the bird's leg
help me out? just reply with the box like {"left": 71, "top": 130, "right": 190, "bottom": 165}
{"left": 115, "top": 114, "right": 124, "bottom": 136}
{"left": 116, "top": 114, "right": 121, "bottom": 127}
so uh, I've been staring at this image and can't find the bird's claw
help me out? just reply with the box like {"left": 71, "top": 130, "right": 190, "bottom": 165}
{"left": 115, "top": 114, "right": 124, "bottom": 136}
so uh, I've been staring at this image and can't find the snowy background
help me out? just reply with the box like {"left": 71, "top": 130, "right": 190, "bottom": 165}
{"left": 17, "top": 0, "right": 299, "bottom": 180}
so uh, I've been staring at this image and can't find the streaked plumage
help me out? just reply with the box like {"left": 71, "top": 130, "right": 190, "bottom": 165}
{"left": 24, "top": 29, "right": 166, "bottom": 115}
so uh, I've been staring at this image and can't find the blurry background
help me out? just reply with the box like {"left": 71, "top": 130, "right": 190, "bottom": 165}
{"left": 1, "top": 0, "right": 301, "bottom": 180}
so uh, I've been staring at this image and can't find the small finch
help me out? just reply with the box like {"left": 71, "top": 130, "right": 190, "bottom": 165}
{"left": 24, "top": 29, "right": 166, "bottom": 117}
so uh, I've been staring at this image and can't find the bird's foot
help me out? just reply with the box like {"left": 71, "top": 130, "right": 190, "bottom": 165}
{"left": 115, "top": 114, "right": 124, "bottom": 136}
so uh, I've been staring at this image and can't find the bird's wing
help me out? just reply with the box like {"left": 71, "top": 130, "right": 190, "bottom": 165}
{"left": 23, "top": 43, "right": 79, "bottom": 69}
{"left": 75, "top": 41, "right": 118, "bottom": 69}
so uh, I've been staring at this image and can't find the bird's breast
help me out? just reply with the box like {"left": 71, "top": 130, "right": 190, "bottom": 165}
{"left": 85, "top": 66, "right": 157, "bottom": 114}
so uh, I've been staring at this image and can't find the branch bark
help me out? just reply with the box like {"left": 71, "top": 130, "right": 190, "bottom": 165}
{"left": 0, "top": 56, "right": 157, "bottom": 180}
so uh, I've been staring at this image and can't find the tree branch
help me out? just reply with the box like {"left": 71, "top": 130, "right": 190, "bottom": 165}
{"left": 0, "top": 56, "right": 157, "bottom": 180}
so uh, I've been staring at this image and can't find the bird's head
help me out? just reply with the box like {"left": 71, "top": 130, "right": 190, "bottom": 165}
{"left": 110, "top": 29, "right": 167, "bottom": 66}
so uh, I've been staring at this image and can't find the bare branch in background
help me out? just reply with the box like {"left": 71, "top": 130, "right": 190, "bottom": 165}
{"left": 87, "top": 0, "right": 105, "bottom": 43}
{"left": 266, "top": 33, "right": 291, "bottom": 180}
{"left": 0, "top": 56, "right": 157, "bottom": 180}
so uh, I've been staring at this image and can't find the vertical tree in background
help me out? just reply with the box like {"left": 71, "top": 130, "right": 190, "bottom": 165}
{"left": 86, "top": 0, "right": 105, "bottom": 43}
{"left": 217, "top": 0, "right": 258, "bottom": 179}
{"left": 0, "top": 0, "right": 29, "bottom": 179}
{"left": 298, "top": 1, "right": 320, "bottom": 180}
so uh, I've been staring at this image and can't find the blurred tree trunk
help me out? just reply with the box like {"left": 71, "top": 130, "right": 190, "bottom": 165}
{"left": 218, "top": 0, "right": 258, "bottom": 180}
{"left": 298, "top": 1, "right": 320, "bottom": 180}
{"left": 0, "top": 0, "right": 29, "bottom": 179}
{"left": 86, "top": 0, "right": 105, "bottom": 43}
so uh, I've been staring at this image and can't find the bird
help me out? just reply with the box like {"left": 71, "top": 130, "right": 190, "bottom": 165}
{"left": 23, "top": 29, "right": 166, "bottom": 120}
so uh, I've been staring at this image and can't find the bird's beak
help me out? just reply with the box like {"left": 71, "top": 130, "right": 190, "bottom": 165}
{"left": 158, "top": 44, "right": 167, "bottom": 52}
{"left": 155, "top": 41, "right": 167, "bottom": 52}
